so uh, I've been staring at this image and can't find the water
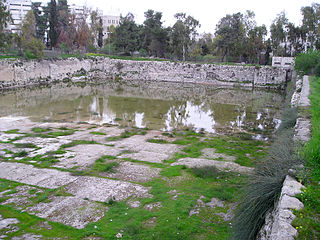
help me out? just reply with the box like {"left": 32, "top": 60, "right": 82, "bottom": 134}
{"left": 0, "top": 80, "right": 285, "bottom": 138}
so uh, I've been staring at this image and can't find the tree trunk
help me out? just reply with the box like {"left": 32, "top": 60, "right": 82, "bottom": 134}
{"left": 182, "top": 38, "right": 186, "bottom": 62}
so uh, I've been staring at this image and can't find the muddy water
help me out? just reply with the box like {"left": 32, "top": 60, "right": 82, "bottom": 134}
{"left": 0, "top": 80, "right": 285, "bottom": 138}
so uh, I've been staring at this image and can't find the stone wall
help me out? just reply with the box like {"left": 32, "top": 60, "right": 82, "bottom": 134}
{"left": 0, "top": 57, "right": 289, "bottom": 90}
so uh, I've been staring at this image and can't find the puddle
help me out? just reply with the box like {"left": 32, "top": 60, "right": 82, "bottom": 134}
{"left": 0, "top": 80, "right": 284, "bottom": 137}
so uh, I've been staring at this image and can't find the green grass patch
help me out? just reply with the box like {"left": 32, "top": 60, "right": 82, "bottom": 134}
{"left": 121, "top": 158, "right": 165, "bottom": 169}
{"left": 108, "top": 55, "right": 168, "bottom": 62}
{"left": 106, "top": 129, "right": 146, "bottom": 141}
{"left": 47, "top": 130, "right": 75, "bottom": 137}
{"left": 89, "top": 131, "right": 106, "bottom": 136}
{"left": 160, "top": 165, "right": 185, "bottom": 177}
{"left": 60, "top": 140, "right": 99, "bottom": 149}
{"left": 14, "top": 143, "right": 37, "bottom": 148}
{"left": 293, "top": 76, "right": 320, "bottom": 239}
{"left": 91, "top": 156, "right": 119, "bottom": 173}
{"left": 147, "top": 138, "right": 170, "bottom": 144}
{"left": 4, "top": 129, "right": 20, "bottom": 134}
{"left": 31, "top": 127, "right": 51, "bottom": 133}
{"left": 13, "top": 151, "right": 28, "bottom": 158}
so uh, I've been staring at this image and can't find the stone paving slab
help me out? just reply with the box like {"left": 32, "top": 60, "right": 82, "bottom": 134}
{"left": 0, "top": 133, "right": 22, "bottom": 142}
{"left": 0, "top": 162, "right": 78, "bottom": 189}
{"left": 119, "top": 150, "right": 169, "bottom": 163}
{"left": 114, "top": 131, "right": 180, "bottom": 154}
{"left": 171, "top": 157, "right": 253, "bottom": 174}
{"left": 64, "top": 126, "right": 125, "bottom": 143}
{"left": 294, "top": 118, "right": 311, "bottom": 142}
{"left": 14, "top": 137, "right": 71, "bottom": 157}
{"left": 299, "top": 75, "right": 310, "bottom": 107}
{"left": 0, "top": 185, "right": 45, "bottom": 210}
{"left": 113, "top": 131, "right": 181, "bottom": 163}
{"left": 27, "top": 196, "right": 108, "bottom": 229}
{"left": 64, "top": 176, "right": 152, "bottom": 202}
{"left": 104, "top": 161, "right": 161, "bottom": 182}
{"left": 201, "top": 148, "right": 236, "bottom": 162}
{"left": 0, "top": 117, "right": 38, "bottom": 133}
{"left": 54, "top": 144, "right": 122, "bottom": 169}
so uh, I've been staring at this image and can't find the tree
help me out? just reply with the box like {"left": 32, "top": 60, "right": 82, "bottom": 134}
{"left": 142, "top": 10, "right": 169, "bottom": 57}
{"left": 21, "top": 10, "right": 45, "bottom": 58}
{"left": 301, "top": 3, "right": 320, "bottom": 50}
{"left": 57, "top": 0, "right": 69, "bottom": 32}
{"left": 114, "top": 13, "right": 141, "bottom": 55}
{"left": 49, "top": 0, "right": 58, "bottom": 48}
{"left": 172, "top": 13, "right": 200, "bottom": 61}
{"left": 0, "top": 0, "right": 13, "bottom": 50}
{"left": 98, "top": 17, "right": 103, "bottom": 48}
{"left": 214, "top": 12, "right": 245, "bottom": 61}
{"left": 32, "top": 2, "right": 47, "bottom": 42}
{"left": 286, "top": 23, "right": 305, "bottom": 56}
{"left": 270, "top": 11, "right": 288, "bottom": 56}
{"left": 90, "top": 9, "right": 100, "bottom": 47}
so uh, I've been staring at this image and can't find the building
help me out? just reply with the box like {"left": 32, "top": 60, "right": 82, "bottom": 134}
{"left": 102, "top": 15, "right": 120, "bottom": 40}
{"left": 272, "top": 57, "right": 294, "bottom": 69}
{"left": 69, "top": 4, "right": 85, "bottom": 20}
{"left": 5, "top": 0, "right": 32, "bottom": 33}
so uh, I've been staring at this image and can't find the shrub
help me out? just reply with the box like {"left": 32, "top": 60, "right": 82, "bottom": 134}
{"left": 314, "top": 62, "right": 320, "bottom": 77}
{"left": 24, "top": 38, "right": 45, "bottom": 59}
{"left": 233, "top": 103, "right": 300, "bottom": 239}
{"left": 295, "top": 50, "right": 320, "bottom": 76}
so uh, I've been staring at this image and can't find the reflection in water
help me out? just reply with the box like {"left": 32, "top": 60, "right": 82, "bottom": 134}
{"left": 0, "top": 82, "right": 285, "bottom": 137}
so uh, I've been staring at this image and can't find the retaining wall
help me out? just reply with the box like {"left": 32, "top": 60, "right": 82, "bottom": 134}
{"left": 0, "top": 57, "right": 289, "bottom": 90}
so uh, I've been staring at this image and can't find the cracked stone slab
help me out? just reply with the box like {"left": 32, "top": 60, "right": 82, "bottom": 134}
{"left": 64, "top": 176, "right": 152, "bottom": 202}
{"left": 189, "top": 196, "right": 206, "bottom": 216}
{"left": 127, "top": 199, "right": 141, "bottom": 208}
{"left": 172, "top": 157, "right": 253, "bottom": 174}
{"left": 0, "top": 133, "right": 22, "bottom": 142}
{"left": 294, "top": 118, "right": 311, "bottom": 142}
{"left": 27, "top": 196, "right": 107, "bottom": 229}
{"left": 0, "top": 162, "right": 78, "bottom": 189}
{"left": 143, "top": 202, "right": 162, "bottom": 211}
{"left": 12, "top": 234, "right": 43, "bottom": 240}
{"left": 201, "top": 148, "right": 236, "bottom": 162}
{"left": 278, "top": 195, "right": 304, "bottom": 211}
{"left": 65, "top": 126, "right": 125, "bottom": 143}
{"left": 13, "top": 137, "right": 71, "bottom": 157}
{"left": 0, "top": 217, "right": 19, "bottom": 230}
{"left": 0, "top": 117, "right": 38, "bottom": 133}
{"left": 114, "top": 131, "right": 181, "bottom": 161}
{"left": 0, "top": 185, "right": 45, "bottom": 210}
{"left": 119, "top": 150, "right": 169, "bottom": 163}
{"left": 54, "top": 144, "right": 121, "bottom": 169}
{"left": 104, "top": 161, "right": 161, "bottom": 182}
{"left": 282, "top": 175, "right": 305, "bottom": 197}
{"left": 206, "top": 198, "right": 225, "bottom": 208}
{"left": 216, "top": 203, "right": 237, "bottom": 222}
{"left": 298, "top": 75, "right": 310, "bottom": 107}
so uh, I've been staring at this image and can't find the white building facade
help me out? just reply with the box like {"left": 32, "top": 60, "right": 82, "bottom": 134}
{"left": 5, "top": 0, "right": 32, "bottom": 33}
{"left": 102, "top": 15, "right": 120, "bottom": 40}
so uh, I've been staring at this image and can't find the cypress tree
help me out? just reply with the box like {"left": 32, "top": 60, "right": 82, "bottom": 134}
{"left": 49, "top": 0, "right": 58, "bottom": 48}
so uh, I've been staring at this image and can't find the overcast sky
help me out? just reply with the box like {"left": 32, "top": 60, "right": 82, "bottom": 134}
{"left": 60, "top": 0, "right": 315, "bottom": 34}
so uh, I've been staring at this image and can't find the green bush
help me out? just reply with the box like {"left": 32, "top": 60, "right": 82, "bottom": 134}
{"left": 23, "top": 38, "right": 45, "bottom": 59}
{"left": 60, "top": 42, "right": 71, "bottom": 54}
{"left": 314, "top": 62, "right": 320, "bottom": 77}
{"left": 295, "top": 50, "right": 320, "bottom": 76}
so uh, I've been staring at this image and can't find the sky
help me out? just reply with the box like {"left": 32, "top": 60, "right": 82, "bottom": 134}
{"left": 53, "top": 0, "right": 316, "bottom": 34}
